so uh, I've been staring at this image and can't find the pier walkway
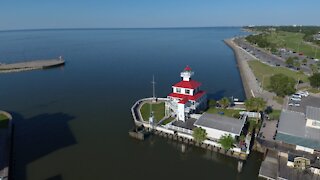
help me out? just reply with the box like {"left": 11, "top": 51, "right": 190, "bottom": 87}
{"left": 0, "top": 58, "right": 65, "bottom": 73}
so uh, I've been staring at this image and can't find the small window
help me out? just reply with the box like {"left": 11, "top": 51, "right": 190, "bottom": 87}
{"left": 176, "top": 88, "right": 181, "bottom": 93}
{"left": 185, "top": 89, "right": 190, "bottom": 94}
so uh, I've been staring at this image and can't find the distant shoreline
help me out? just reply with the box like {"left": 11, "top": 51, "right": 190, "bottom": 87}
{"left": 0, "top": 26, "right": 243, "bottom": 33}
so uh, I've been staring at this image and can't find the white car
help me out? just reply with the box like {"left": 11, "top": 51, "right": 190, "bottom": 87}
{"left": 297, "top": 91, "right": 309, "bottom": 97}
{"left": 288, "top": 103, "right": 294, "bottom": 106}
{"left": 294, "top": 103, "right": 300, "bottom": 107}
{"left": 290, "top": 97, "right": 301, "bottom": 101}
{"left": 292, "top": 94, "right": 302, "bottom": 99}
{"left": 314, "top": 59, "right": 319, "bottom": 62}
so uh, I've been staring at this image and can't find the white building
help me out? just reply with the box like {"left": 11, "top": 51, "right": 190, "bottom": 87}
{"left": 194, "top": 113, "right": 247, "bottom": 140}
{"left": 166, "top": 66, "right": 207, "bottom": 122}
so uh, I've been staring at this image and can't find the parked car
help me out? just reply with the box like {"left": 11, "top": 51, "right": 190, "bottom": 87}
{"left": 294, "top": 103, "right": 300, "bottom": 107}
{"left": 290, "top": 97, "right": 301, "bottom": 101}
{"left": 297, "top": 91, "right": 309, "bottom": 97}
{"left": 288, "top": 103, "right": 294, "bottom": 106}
{"left": 292, "top": 94, "right": 302, "bottom": 99}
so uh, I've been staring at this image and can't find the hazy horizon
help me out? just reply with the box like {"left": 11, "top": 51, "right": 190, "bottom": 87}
{"left": 1, "top": 0, "right": 320, "bottom": 31}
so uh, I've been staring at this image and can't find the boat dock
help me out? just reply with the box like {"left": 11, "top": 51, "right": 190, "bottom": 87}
{"left": 0, "top": 58, "right": 65, "bottom": 73}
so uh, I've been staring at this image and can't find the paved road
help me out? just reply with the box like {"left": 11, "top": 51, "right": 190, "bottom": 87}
{"left": 226, "top": 39, "right": 282, "bottom": 110}
{"left": 234, "top": 38, "right": 313, "bottom": 75}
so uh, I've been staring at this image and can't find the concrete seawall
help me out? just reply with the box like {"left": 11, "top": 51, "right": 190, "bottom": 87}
{"left": 0, "top": 58, "right": 65, "bottom": 73}
{"left": 224, "top": 38, "right": 282, "bottom": 110}
{"left": 224, "top": 39, "right": 252, "bottom": 99}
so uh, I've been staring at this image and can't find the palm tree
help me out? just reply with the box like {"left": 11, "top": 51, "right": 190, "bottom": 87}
{"left": 219, "top": 97, "right": 230, "bottom": 109}
{"left": 245, "top": 97, "right": 266, "bottom": 121}
{"left": 245, "top": 98, "right": 254, "bottom": 111}
{"left": 245, "top": 97, "right": 266, "bottom": 112}
{"left": 255, "top": 97, "right": 267, "bottom": 113}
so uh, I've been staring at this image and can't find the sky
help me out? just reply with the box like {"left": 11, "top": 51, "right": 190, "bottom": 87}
{"left": 1, "top": 0, "right": 320, "bottom": 30}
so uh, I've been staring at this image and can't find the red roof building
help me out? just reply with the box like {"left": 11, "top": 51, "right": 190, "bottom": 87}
{"left": 166, "top": 66, "right": 207, "bottom": 121}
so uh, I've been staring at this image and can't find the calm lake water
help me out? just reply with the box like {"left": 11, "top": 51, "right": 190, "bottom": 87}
{"left": 0, "top": 28, "right": 262, "bottom": 180}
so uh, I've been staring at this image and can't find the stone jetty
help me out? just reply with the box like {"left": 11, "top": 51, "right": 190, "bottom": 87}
{"left": 0, "top": 58, "right": 65, "bottom": 73}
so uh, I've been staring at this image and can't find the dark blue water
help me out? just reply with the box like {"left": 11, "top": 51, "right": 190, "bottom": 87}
{"left": 0, "top": 28, "right": 262, "bottom": 180}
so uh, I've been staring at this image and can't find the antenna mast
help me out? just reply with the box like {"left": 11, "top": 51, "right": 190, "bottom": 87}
{"left": 149, "top": 75, "right": 156, "bottom": 125}
{"left": 152, "top": 75, "right": 156, "bottom": 101}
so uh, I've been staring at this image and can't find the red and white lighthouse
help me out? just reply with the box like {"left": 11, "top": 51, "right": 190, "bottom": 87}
{"left": 166, "top": 66, "right": 207, "bottom": 121}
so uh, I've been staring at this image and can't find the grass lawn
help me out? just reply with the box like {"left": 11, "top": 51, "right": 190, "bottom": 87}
{"left": 140, "top": 102, "right": 165, "bottom": 122}
{"left": 206, "top": 107, "right": 241, "bottom": 118}
{"left": 161, "top": 117, "right": 175, "bottom": 125}
{"left": 0, "top": 113, "right": 9, "bottom": 129}
{"left": 273, "top": 96, "right": 284, "bottom": 105}
{"left": 248, "top": 60, "right": 309, "bottom": 90}
{"left": 268, "top": 109, "right": 281, "bottom": 120}
{"left": 307, "top": 87, "right": 320, "bottom": 94}
{"left": 266, "top": 31, "right": 320, "bottom": 59}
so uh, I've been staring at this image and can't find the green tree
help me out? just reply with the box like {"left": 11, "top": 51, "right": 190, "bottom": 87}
{"left": 245, "top": 97, "right": 266, "bottom": 112}
{"left": 219, "top": 97, "right": 230, "bottom": 109}
{"left": 218, "top": 134, "right": 235, "bottom": 150}
{"left": 310, "top": 64, "right": 319, "bottom": 74}
{"left": 309, "top": 73, "right": 320, "bottom": 88}
{"left": 293, "top": 61, "right": 301, "bottom": 69}
{"left": 286, "top": 57, "right": 294, "bottom": 67}
{"left": 192, "top": 127, "right": 207, "bottom": 143}
{"left": 244, "top": 98, "right": 255, "bottom": 112}
{"left": 302, "top": 58, "right": 308, "bottom": 65}
{"left": 269, "top": 74, "right": 296, "bottom": 97}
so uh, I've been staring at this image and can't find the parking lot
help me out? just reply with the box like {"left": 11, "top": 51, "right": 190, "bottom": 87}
{"left": 233, "top": 38, "right": 315, "bottom": 75}
{"left": 259, "top": 93, "right": 320, "bottom": 141}
{"left": 288, "top": 95, "right": 320, "bottom": 113}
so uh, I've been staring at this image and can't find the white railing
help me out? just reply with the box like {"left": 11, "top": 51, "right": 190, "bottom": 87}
{"left": 165, "top": 124, "right": 193, "bottom": 134}
{"left": 131, "top": 97, "right": 169, "bottom": 122}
